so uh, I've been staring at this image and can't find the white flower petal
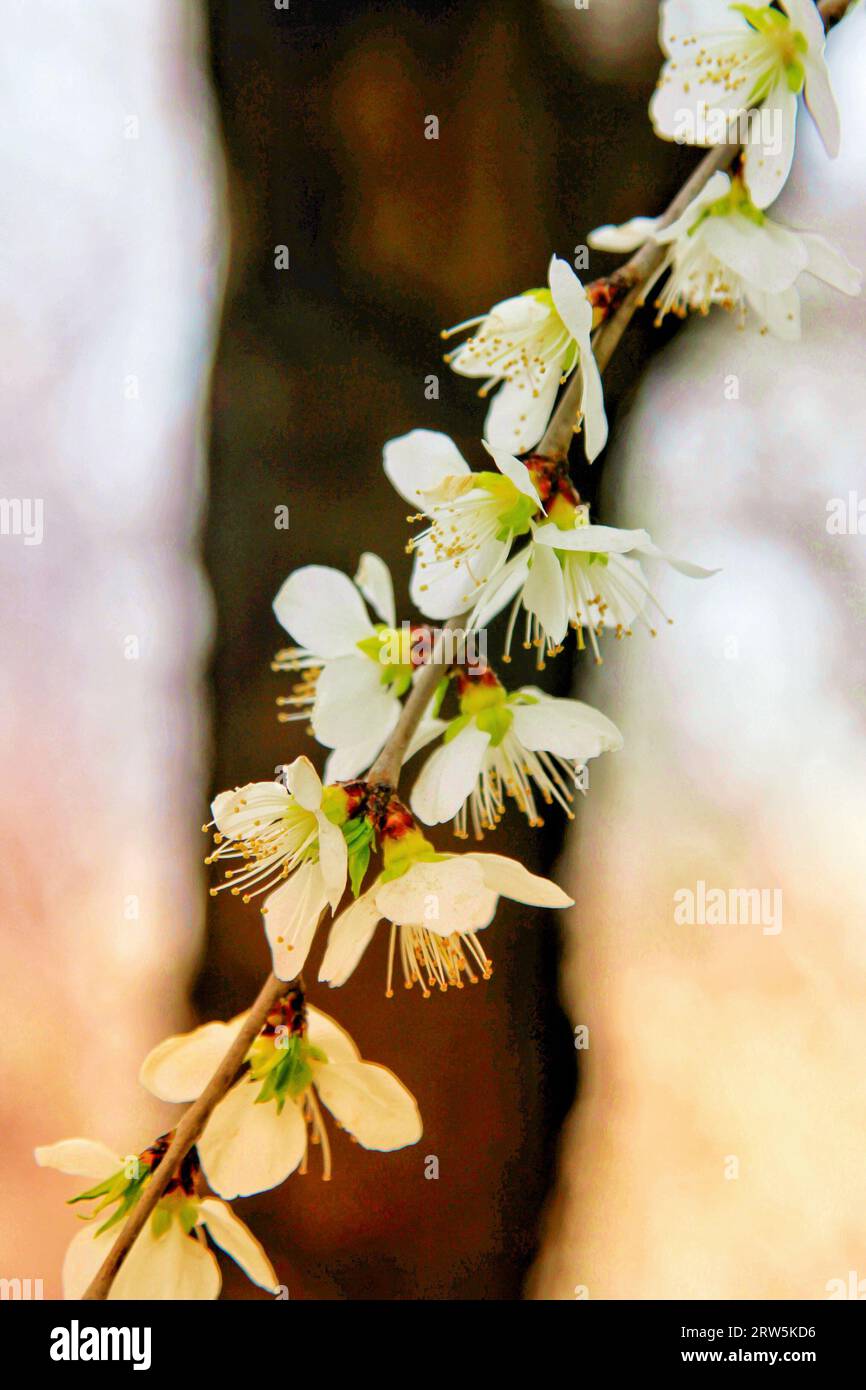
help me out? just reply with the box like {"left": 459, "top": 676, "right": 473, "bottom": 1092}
{"left": 484, "top": 370, "right": 560, "bottom": 454}
{"left": 482, "top": 441, "right": 543, "bottom": 504}
{"left": 743, "top": 282, "right": 802, "bottom": 339}
{"left": 468, "top": 549, "right": 531, "bottom": 630}
{"left": 742, "top": 81, "right": 798, "bottom": 210}
{"left": 35, "top": 1139, "right": 121, "bottom": 1181}
{"left": 780, "top": 0, "right": 827, "bottom": 51}
{"left": 449, "top": 296, "right": 552, "bottom": 379}
{"left": 263, "top": 863, "right": 330, "bottom": 981}
{"left": 411, "top": 533, "right": 508, "bottom": 621}
{"left": 313, "top": 1059, "right": 422, "bottom": 1151}
{"left": 548, "top": 254, "right": 593, "bottom": 340}
{"left": 353, "top": 552, "right": 396, "bottom": 628}
{"left": 410, "top": 722, "right": 491, "bottom": 826}
{"left": 318, "top": 891, "right": 383, "bottom": 987}
{"left": 654, "top": 172, "right": 733, "bottom": 246}
{"left": 316, "top": 812, "right": 349, "bottom": 913}
{"left": 578, "top": 340, "right": 608, "bottom": 461}
{"left": 306, "top": 1005, "right": 362, "bottom": 1061}
{"left": 374, "top": 857, "right": 497, "bottom": 935}
{"left": 272, "top": 565, "right": 374, "bottom": 657}
{"left": 466, "top": 852, "right": 574, "bottom": 907}
{"left": 198, "top": 1080, "right": 308, "bottom": 1199}
{"left": 283, "top": 755, "right": 324, "bottom": 812}
{"left": 198, "top": 1198, "right": 279, "bottom": 1292}
{"left": 383, "top": 429, "right": 470, "bottom": 508}
{"left": 799, "top": 232, "right": 862, "bottom": 296}
{"left": 588, "top": 215, "right": 661, "bottom": 253}
{"left": 659, "top": 0, "right": 746, "bottom": 56}
{"left": 324, "top": 727, "right": 394, "bottom": 783}
{"left": 512, "top": 692, "right": 624, "bottom": 760}
{"left": 700, "top": 213, "right": 807, "bottom": 293}
{"left": 803, "top": 51, "right": 840, "bottom": 157}
{"left": 313, "top": 655, "right": 400, "bottom": 749}
{"left": 211, "top": 781, "right": 291, "bottom": 839}
{"left": 140, "top": 1014, "right": 249, "bottom": 1103}
{"left": 533, "top": 521, "right": 651, "bottom": 554}
{"left": 403, "top": 714, "right": 448, "bottom": 763}
{"left": 522, "top": 541, "right": 568, "bottom": 645}
{"left": 113, "top": 1221, "right": 221, "bottom": 1301}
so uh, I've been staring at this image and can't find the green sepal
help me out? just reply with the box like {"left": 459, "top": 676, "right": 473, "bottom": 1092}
{"left": 151, "top": 1206, "right": 172, "bottom": 1240}
{"left": 431, "top": 675, "right": 451, "bottom": 719}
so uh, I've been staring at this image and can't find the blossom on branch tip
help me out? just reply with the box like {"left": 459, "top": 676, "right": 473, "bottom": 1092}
{"left": 441, "top": 254, "right": 608, "bottom": 457}
{"left": 318, "top": 803, "right": 573, "bottom": 995}
{"left": 34, "top": 1135, "right": 278, "bottom": 1299}
{"left": 651, "top": 0, "right": 840, "bottom": 208}
{"left": 409, "top": 664, "right": 623, "bottom": 838}
{"left": 589, "top": 171, "right": 861, "bottom": 337}
{"left": 140, "top": 992, "right": 422, "bottom": 1197}
{"left": 205, "top": 756, "right": 351, "bottom": 976}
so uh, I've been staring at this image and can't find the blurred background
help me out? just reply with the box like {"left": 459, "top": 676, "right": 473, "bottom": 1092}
{"left": 3, "top": 0, "right": 865, "bottom": 1300}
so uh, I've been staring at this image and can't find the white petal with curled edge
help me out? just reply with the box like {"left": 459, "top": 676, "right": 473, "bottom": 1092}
{"left": 742, "top": 81, "right": 798, "bottom": 210}
{"left": 579, "top": 343, "right": 608, "bottom": 462}
{"left": 306, "top": 1005, "right": 362, "bottom": 1061}
{"left": 198, "top": 1080, "right": 308, "bottom": 1199}
{"left": 654, "top": 172, "right": 733, "bottom": 246}
{"left": 522, "top": 541, "right": 568, "bottom": 645}
{"left": 484, "top": 370, "right": 560, "bottom": 454}
{"left": 548, "top": 254, "right": 593, "bottom": 340}
{"left": 354, "top": 552, "right": 396, "bottom": 628}
{"left": 263, "top": 862, "right": 330, "bottom": 981}
{"left": 283, "top": 755, "right": 324, "bottom": 813}
{"left": 533, "top": 521, "right": 651, "bottom": 554}
{"left": 35, "top": 1139, "right": 121, "bottom": 1181}
{"left": 410, "top": 721, "right": 491, "bottom": 826}
{"left": 383, "top": 429, "right": 470, "bottom": 507}
{"left": 482, "top": 441, "right": 543, "bottom": 504}
{"left": 403, "top": 714, "right": 448, "bottom": 764}
{"left": 512, "top": 692, "right": 624, "bottom": 760}
{"left": 211, "top": 781, "right": 291, "bottom": 839}
{"left": 272, "top": 565, "right": 375, "bottom": 657}
{"left": 588, "top": 215, "right": 661, "bottom": 253}
{"left": 800, "top": 233, "right": 862, "bottom": 295}
{"left": 140, "top": 1014, "right": 249, "bottom": 1103}
{"left": 318, "top": 891, "right": 383, "bottom": 987}
{"left": 467, "top": 852, "right": 574, "bottom": 907}
{"left": 374, "top": 856, "right": 495, "bottom": 933}
{"left": 803, "top": 51, "right": 840, "bottom": 158}
{"left": 630, "top": 538, "right": 720, "bottom": 579}
{"left": 317, "top": 812, "right": 349, "bottom": 913}
{"left": 700, "top": 214, "right": 807, "bottom": 294}
{"left": 313, "top": 1059, "right": 422, "bottom": 1151}
{"left": 313, "top": 655, "right": 399, "bottom": 749}
{"left": 198, "top": 1198, "right": 278, "bottom": 1292}
{"left": 469, "top": 549, "right": 531, "bottom": 630}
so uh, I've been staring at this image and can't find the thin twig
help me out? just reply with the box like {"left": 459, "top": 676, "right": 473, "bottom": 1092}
{"left": 83, "top": 0, "right": 851, "bottom": 1301}
{"left": 82, "top": 971, "right": 287, "bottom": 1299}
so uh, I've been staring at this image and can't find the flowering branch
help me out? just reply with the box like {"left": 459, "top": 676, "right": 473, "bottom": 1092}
{"left": 537, "top": 0, "right": 847, "bottom": 464}
{"left": 73, "top": 0, "right": 856, "bottom": 1302}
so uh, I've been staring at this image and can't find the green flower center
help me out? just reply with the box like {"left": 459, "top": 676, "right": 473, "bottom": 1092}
{"left": 356, "top": 626, "right": 414, "bottom": 696}
{"left": 247, "top": 1034, "right": 327, "bottom": 1114}
{"left": 731, "top": 4, "right": 808, "bottom": 93}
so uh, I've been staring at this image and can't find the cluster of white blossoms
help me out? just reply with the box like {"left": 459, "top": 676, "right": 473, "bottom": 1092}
{"left": 37, "top": 0, "right": 859, "bottom": 1302}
